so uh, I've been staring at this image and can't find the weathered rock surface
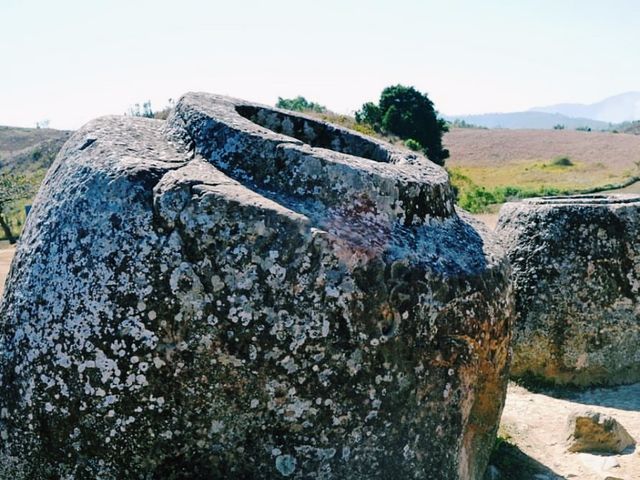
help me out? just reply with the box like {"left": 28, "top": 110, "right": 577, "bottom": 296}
{"left": 496, "top": 195, "right": 640, "bottom": 386}
{"left": 566, "top": 410, "right": 635, "bottom": 454}
{"left": 0, "top": 93, "right": 512, "bottom": 479}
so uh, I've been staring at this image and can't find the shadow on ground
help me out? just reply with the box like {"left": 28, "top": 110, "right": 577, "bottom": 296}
{"left": 567, "top": 383, "right": 640, "bottom": 412}
{"left": 485, "top": 441, "right": 566, "bottom": 480}
{"left": 512, "top": 376, "right": 640, "bottom": 413}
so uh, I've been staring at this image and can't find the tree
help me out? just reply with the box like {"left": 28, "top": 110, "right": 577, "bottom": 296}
{"left": 276, "top": 96, "right": 326, "bottom": 113}
{"left": 0, "top": 174, "right": 35, "bottom": 244}
{"left": 128, "top": 101, "right": 154, "bottom": 118}
{"left": 356, "top": 85, "right": 449, "bottom": 166}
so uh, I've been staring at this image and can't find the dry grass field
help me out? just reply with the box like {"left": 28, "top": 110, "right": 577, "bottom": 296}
{"left": 445, "top": 128, "right": 640, "bottom": 191}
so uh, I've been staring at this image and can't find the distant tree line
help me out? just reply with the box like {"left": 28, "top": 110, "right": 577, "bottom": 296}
{"left": 127, "top": 99, "right": 175, "bottom": 120}
{"left": 276, "top": 96, "right": 326, "bottom": 113}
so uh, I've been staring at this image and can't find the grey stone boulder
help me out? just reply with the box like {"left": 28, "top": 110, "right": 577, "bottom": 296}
{"left": 496, "top": 194, "right": 640, "bottom": 386}
{"left": 0, "top": 93, "right": 512, "bottom": 479}
{"left": 566, "top": 410, "right": 635, "bottom": 454}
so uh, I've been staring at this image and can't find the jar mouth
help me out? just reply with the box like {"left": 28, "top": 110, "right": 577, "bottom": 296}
{"left": 235, "top": 105, "right": 393, "bottom": 163}
{"left": 165, "top": 93, "right": 458, "bottom": 226}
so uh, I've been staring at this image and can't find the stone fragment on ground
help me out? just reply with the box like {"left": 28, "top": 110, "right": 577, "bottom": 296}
{"left": 567, "top": 410, "right": 635, "bottom": 454}
{"left": 0, "top": 93, "right": 513, "bottom": 479}
{"left": 490, "top": 383, "right": 640, "bottom": 480}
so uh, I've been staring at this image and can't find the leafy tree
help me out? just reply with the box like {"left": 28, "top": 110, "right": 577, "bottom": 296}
{"left": 276, "top": 96, "right": 326, "bottom": 113}
{"left": 354, "top": 102, "right": 381, "bottom": 126}
{"left": 356, "top": 85, "right": 449, "bottom": 166}
{"left": 0, "top": 174, "right": 35, "bottom": 244}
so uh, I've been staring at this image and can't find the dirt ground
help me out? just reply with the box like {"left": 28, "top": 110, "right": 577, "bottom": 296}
{"left": 493, "top": 383, "right": 640, "bottom": 480}
{"left": 0, "top": 243, "right": 15, "bottom": 298}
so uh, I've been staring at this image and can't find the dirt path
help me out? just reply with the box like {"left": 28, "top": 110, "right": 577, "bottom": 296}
{"left": 491, "top": 383, "right": 640, "bottom": 479}
{"left": 0, "top": 244, "right": 15, "bottom": 298}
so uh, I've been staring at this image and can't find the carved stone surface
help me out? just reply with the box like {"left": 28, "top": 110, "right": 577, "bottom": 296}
{"left": 0, "top": 93, "right": 512, "bottom": 479}
{"left": 496, "top": 194, "right": 640, "bottom": 386}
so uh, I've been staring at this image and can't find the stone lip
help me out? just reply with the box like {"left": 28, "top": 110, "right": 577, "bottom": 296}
{"left": 513, "top": 193, "right": 640, "bottom": 206}
{"left": 0, "top": 93, "right": 512, "bottom": 479}
{"left": 496, "top": 193, "right": 640, "bottom": 386}
{"left": 165, "top": 93, "right": 457, "bottom": 227}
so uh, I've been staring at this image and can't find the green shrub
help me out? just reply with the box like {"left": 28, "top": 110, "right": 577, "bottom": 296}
{"left": 404, "top": 139, "right": 421, "bottom": 151}
{"left": 448, "top": 168, "right": 566, "bottom": 213}
{"left": 276, "top": 96, "right": 326, "bottom": 113}
{"left": 551, "top": 156, "right": 573, "bottom": 167}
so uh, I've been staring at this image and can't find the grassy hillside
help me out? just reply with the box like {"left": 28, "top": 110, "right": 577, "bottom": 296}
{"left": 0, "top": 126, "right": 71, "bottom": 240}
{"left": 0, "top": 126, "right": 71, "bottom": 173}
{"left": 444, "top": 128, "right": 640, "bottom": 211}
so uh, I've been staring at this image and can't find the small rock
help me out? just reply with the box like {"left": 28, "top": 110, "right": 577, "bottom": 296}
{"left": 567, "top": 410, "right": 635, "bottom": 454}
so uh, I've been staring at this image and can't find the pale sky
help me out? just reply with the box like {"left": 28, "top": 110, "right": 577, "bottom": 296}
{"left": 1, "top": 0, "right": 639, "bottom": 130}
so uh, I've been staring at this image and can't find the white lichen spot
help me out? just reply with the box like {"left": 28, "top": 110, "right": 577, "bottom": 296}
{"left": 210, "top": 420, "right": 225, "bottom": 434}
{"left": 211, "top": 275, "right": 225, "bottom": 292}
{"left": 275, "top": 454, "right": 297, "bottom": 476}
{"left": 443, "top": 383, "right": 451, "bottom": 399}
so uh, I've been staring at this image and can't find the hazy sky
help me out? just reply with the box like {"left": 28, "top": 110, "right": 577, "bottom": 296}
{"left": 2, "top": 0, "right": 639, "bottom": 129}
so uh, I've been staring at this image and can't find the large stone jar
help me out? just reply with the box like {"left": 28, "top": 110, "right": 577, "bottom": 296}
{"left": 0, "top": 93, "right": 512, "bottom": 479}
{"left": 497, "top": 194, "right": 640, "bottom": 387}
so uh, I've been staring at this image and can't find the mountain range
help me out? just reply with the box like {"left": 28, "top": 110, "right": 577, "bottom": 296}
{"left": 447, "top": 92, "right": 640, "bottom": 130}
{"left": 531, "top": 92, "right": 640, "bottom": 124}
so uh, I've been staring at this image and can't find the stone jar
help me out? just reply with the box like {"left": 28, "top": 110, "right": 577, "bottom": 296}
{"left": 497, "top": 194, "right": 640, "bottom": 387}
{"left": 0, "top": 93, "right": 512, "bottom": 479}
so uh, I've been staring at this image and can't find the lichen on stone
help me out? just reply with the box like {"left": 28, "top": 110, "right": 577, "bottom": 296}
{"left": 0, "top": 93, "right": 512, "bottom": 479}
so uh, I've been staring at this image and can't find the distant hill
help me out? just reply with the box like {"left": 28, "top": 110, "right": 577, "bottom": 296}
{"left": 531, "top": 92, "right": 640, "bottom": 124}
{"left": 444, "top": 128, "right": 640, "bottom": 192}
{"left": 0, "top": 126, "right": 71, "bottom": 174}
{"left": 444, "top": 112, "right": 609, "bottom": 130}
{"left": 620, "top": 121, "right": 640, "bottom": 135}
